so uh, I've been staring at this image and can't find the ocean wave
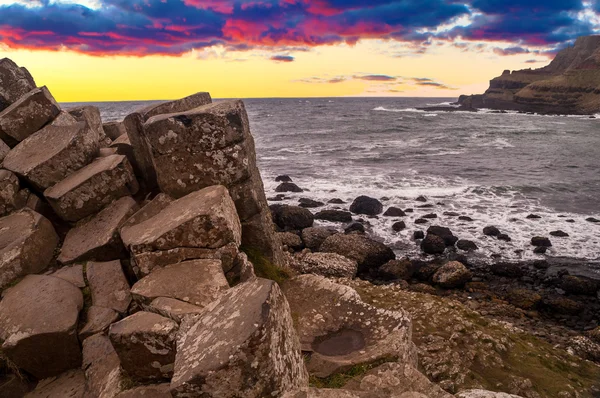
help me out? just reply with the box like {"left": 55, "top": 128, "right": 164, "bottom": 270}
{"left": 373, "top": 106, "right": 421, "bottom": 113}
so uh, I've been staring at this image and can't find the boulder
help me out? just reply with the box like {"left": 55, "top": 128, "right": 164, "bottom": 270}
{"left": 280, "top": 231, "right": 304, "bottom": 251}
{"left": 110, "top": 134, "right": 140, "bottom": 176}
{"left": 301, "top": 227, "right": 336, "bottom": 251}
{"left": 526, "top": 214, "right": 541, "bottom": 219}
{"left": 414, "top": 218, "right": 429, "bottom": 224}
{"left": 345, "top": 222, "right": 366, "bottom": 234}
{"left": 271, "top": 204, "right": 314, "bottom": 230}
{"left": 86, "top": 260, "right": 132, "bottom": 314}
{"left": 456, "top": 390, "right": 524, "bottom": 398}
{"left": 416, "top": 195, "right": 428, "bottom": 202}
{"left": 58, "top": 196, "right": 138, "bottom": 264}
{"left": 102, "top": 121, "right": 127, "bottom": 140}
{"left": 497, "top": 233, "right": 512, "bottom": 242}
{"left": 413, "top": 230, "right": 425, "bottom": 240}
{"left": 314, "top": 209, "right": 353, "bottom": 223}
{"left": 420, "top": 234, "right": 446, "bottom": 255}
{"left": 24, "top": 369, "right": 85, "bottom": 398}
{"left": 120, "top": 193, "right": 173, "bottom": 232}
{"left": 44, "top": 155, "right": 139, "bottom": 222}
{"left": 0, "top": 138, "right": 9, "bottom": 162}
{"left": 561, "top": 275, "right": 599, "bottom": 296}
{"left": 483, "top": 226, "right": 501, "bottom": 236}
{"left": 116, "top": 384, "right": 172, "bottom": 398}
{"left": 586, "top": 217, "right": 600, "bottom": 223}
{"left": 320, "top": 233, "right": 395, "bottom": 273}
{"left": 171, "top": 278, "right": 308, "bottom": 397}
{"left": 0, "top": 86, "right": 60, "bottom": 146}
{"left": 459, "top": 216, "right": 474, "bottom": 222}
{"left": 275, "top": 175, "right": 293, "bottom": 182}
{"left": 81, "top": 334, "right": 123, "bottom": 398}
{"left": 109, "top": 312, "right": 178, "bottom": 382}
{"left": 349, "top": 196, "right": 383, "bottom": 216}
{"left": 299, "top": 198, "right": 324, "bottom": 208}
{"left": 50, "top": 263, "right": 86, "bottom": 288}
{"left": 456, "top": 239, "right": 478, "bottom": 251}
{"left": 328, "top": 198, "right": 345, "bottom": 204}
{"left": 541, "top": 294, "right": 583, "bottom": 314}
{"left": 276, "top": 182, "right": 303, "bottom": 193}
{"left": 0, "top": 209, "right": 59, "bottom": 290}
{"left": 491, "top": 263, "right": 524, "bottom": 278}
{"left": 122, "top": 112, "right": 158, "bottom": 189}
{"left": 79, "top": 306, "right": 120, "bottom": 340}
{"left": 423, "top": 213, "right": 438, "bottom": 219}
{"left": 291, "top": 252, "right": 358, "bottom": 278}
{"left": 0, "top": 58, "right": 36, "bottom": 111}
{"left": 550, "top": 230, "right": 569, "bottom": 237}
{"left": 136, "top": 91, "right": 212, "bottom": 121}
{"left": 531, "top": 236, "right": 552, "bottom": 247}
{"left": 66, "top": 105, "right": 110, "bottom": 146}
{"left": 283, "top": 275, "right": 414, "bottom": 378}
{"left": 378, "top": 258, "right": 414, "bottom": 281}
{"left": 283, "top": 389, "right": 367, "bottom": 397}
{"left": 131, "top": 259, "right": 229, "bottom": 307}
{"left": 392, "top": 221, "right": 407, "bottom": 232}
{"left": 383, "top": 207, "right": 406, "bottom": 217}
{"left": 427, "top": 226, "right": 458, "bottom": 246}
{"left": 0, "top": 275, "right": 83, "bottom": 379}
{"left": 432, "top": 261, "right": 472, "bottom": 288}
{"left": 506, "top": 289, "right": 541, "bottom": 310}
{"left": 0, "top": 169, "right": 19, "bottom": 216}
{"left": 148, "top": 297, "right": 204, "bottom": 323}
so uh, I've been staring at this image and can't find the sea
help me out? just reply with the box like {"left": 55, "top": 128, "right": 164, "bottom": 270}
{"left": 64, "top": 97, "right": 600, "bottom": 272}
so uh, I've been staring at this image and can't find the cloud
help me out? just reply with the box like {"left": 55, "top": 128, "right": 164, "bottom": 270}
{"left": 353, "top": 74, "right": 397, "bottom": 81}
{"left": 270, "top": 54, "right": 294, "bottom": 62}
{"left": 493, "top": 46, "right": 531, "bottom": 56}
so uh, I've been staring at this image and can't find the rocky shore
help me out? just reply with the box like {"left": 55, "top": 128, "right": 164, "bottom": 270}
{"left": 0, "top": 57, "right": 599, "bottom": 398}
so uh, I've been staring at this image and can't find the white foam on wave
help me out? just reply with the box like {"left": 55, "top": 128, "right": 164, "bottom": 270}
{"left": 424, "top": 114, "right": 438, "bottom": 117}
{"left": 373, "top": 106, "right": 422, "bottom": 113}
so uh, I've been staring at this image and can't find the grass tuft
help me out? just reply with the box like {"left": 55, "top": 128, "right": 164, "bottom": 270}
{"left": 241, "top": 246, "right": 291, "bottom": 285}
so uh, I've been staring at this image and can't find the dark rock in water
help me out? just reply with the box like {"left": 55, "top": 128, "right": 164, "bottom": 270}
{"left": 320, "top": 233, "right": 395, "bottom": 273}
{"left": 443, "top": 211, "right": 460, "bottom": 217}
{"left": 534, "top": 260, "right": 550, "bottom": 269}
{"left": 349, "top": 195, "right": 383, "bottom": 216}
{"left": 298, "top": 198, "right": 324, "bottom": 208}
{"left": 275, "top": 182, "right": 303, "bottom": 193}
{"left": 380, "top": 196, "right": 390, "bottom": 201}
{"left": 550, "top": 230, "right": 569, "bottom": 237}
{"left": 534, "top": 246, "right": 548, "bottom": 254}
{"left": 267, "top": 195, "right": 285, "bottom": 201}
{"left": 416, "top": 196, "right": 428, "bottom": 202}
{"left": 483, "top": 226, "right": 501, "bottom": 236}
{"left": 392, "top": 221, "right": 406, "bottom": 232}
{"left": 531, "top": 236, "right": 552, "bottom": 247}
{"left": 459, "top": 216, "right": 474, "bottom": 222}
{"left": 507, "top": 289, "right": 542, "bottom": 310}
{"left": 423, "top": 213, "right": 438, "bottom": 219}
{"left": 328, "top": 198, "right": 345, "bottom": 204}
{"left": 314, "top": 209, "right": 353, "bottom": 223}
{"left": 542, "top": 294, "right": 584, "bottom": 314}
{"left": 270, "top": 204, "right": 314, "bottom": 231}
{"left": 566, "top": 219, "right": 576, "bottom": 223}
{"left": 586, "top": 217, "right": 600, "bottom": 223}
{"left": 432, "top": 261, "right": 472, "bottom": 288}
{"left": 421, "top": 234, "right": 446, "bottom": 255}
{"left": 526, "top": 214, "right": 542, "bottom": 219}
{"left": 427, "top": 226, "right": 458, "bottom": 246}
{"left": 456, "top": 239, "right": 478, "bottom": 251}
{"left": 404, "top": 208, "right": 414, "bottom": 213}
{"left": 417, "top": 204, "right": 434, "bottom": 208}
{"left": 491, "top": 262, "right": 524, "bottom": 278}
{"left": 415, "top": 218, "right": 429, "bottom": 225}
{"left": 383, "top": 207, "right": 406, "bottom": 217}
{"left": 561, "top": 275, "right": 599, "bottom": 296}
{"left": 413, "top": 230, "right": 425, "bottom": 240}
{"left": 497, "top": 233, "right": 512, "bottom": 242}
{"left": 345, "top": 222, "right": 365, "bottom": 234}
{"left": 275, "top": 175, "right": 293, "bottom": 182}
{"left": 378, "top": 258, "right": 414, "bottom": 281}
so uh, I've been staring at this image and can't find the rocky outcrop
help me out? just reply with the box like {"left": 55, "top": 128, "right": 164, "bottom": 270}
{"left": 291, "top": 252, "right": 358, "bottom": 278}
{"left": 320, "top": 233, "right": 395, "bottom": 273}
{"left": 0, "top": 58, "right": 36, "bottom": 112}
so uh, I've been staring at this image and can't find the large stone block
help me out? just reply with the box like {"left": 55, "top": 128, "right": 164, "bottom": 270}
{"left": 82, "top": 333, "right": 123, "bottom": 398}
{"left": 0, "top": 209, "right": 59, "bottom": 290}
{"left": 87, "top": 260, "right": 132, "bottom": 314}
{"left": 171, "top": 278, "right": 308, "bottom": 397}
{"left": 4, "top": 114, "right": 100, "bottom": 191}
{"left": 123, "top": 112, "right": 158, "bottom": 190}
{"left": 44, "top": 154, "right": 139, "bottom": 222}
{"left": 148, "top": 297, "right": 204, "bottom": 323}
{"left": 0, "top": 58, "right": 36, "bottom": 111}
{"left": 136, "top": 92, "right": 212, "bottom": 121}
{"left": 0, "top": 138, "right": 9, "bottom": 162}
{"left": 0, "top": 169, "right": 19, "bottom": 216}
{"left": 0, "top": 86, "right": 60, "bottom": 146}
{"left": 67, "top": 105, "right": 110, "bottom": 146}
{"left": 58, "top": 196, "right": 138, "bottom": 264}
{"left": 79, "top": 305, "right": 120, "bottom": 340}
{"left": 103, "top": 121, "right": 127, "bottom": 140}
{"left": 109, "top": 312, "right": 178, "bottom": 382}
{"left": 0, "top": 275, "right": 83, "bottom": 379}
{"left": 24, "top": 369, "right": 85, "bottom": 398}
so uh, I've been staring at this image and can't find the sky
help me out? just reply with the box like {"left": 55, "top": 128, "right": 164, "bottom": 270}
{"left": 0, "top": 0, "right": 599, "bottom": 101}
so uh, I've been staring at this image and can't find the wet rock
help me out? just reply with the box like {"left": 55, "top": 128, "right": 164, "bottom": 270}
{"left": 497, "top": 233, "right": 512, "bottom": 242}
{"left": 416, "top": 195, "right": 428, "bottom": 202}
{"left": 345, "top": 222, "right": 366, "bottom": 234}
{"left": 415, "top": 218, "right": 429, "bottom": 224}
{"left": 171, "top": 278, "right": 307, "bottom": 397}
{"left": 131, "top": 259, "right": 229, "bottom": 308}
{"left": 109, "top": 312, "right": 178, "bottom": 382}
{"left": 299, "top": 198, "right": 324, "bottom": 208}
{"left": 392, "top": 221, "right": 407, "bottom": 232}
{"left": 81, "top": 333, "right": 123, "bottom": 398}
{"left": 491, "top": 262, "right": 524, "bottom": 278}
{"left": 550, "top": 230, "right": 569, "bottom": 237}
{"left": 116, "top": 384, "right": 172, "bottom": 398}
{"left": 384, "top": 207, "right": 406, "bottom": 217}
{"left": 136, "top": 92, "right": 212, "bottom": 122}
{"left": 79, "top": 306, "right": 120, "bottom": 340}
{"left": 427, "top": 226, "right": 458, "bottom": 246}
{"left": 271, "top": 204, "right": 314, "bottom": 230}
{"left": 350, "top": 196, "right": 383, "bottom": 216}
{"left": 457, "top": 239, "right": 478, "bottom": 251}
{"left": 443, "top": 211, "right": 460, "bottom": 217}
{"left": 67, "top": 105, "right": 109, "bottom": 146}
{"left": 276, "top": 182, "right": 303, "bottom": 192}
{"left": 423, "top": 213, "right": 438, "bottom": 219}
{"left": 483, "top": 226, "right": 500, "bottom": 236}
{"left": 301, "top": 227, "right": 336, "bottom": 251}
{"left": 526, "top": 214, "right": 542, "bottom": 219}
{"left": 276, "top": 175, "right": 293, "bottom": 182}
{"left": 25, "top": 369, "right": 85, "bottom": 398}
{"left": 0, "top": 58, "right": 36, "bottom": 111}
{"left": 586, "top": 217, "right": 600, "bottom": 223}
{"left": 87, "top": 260, "right": 131, "bottom": 314}
{"left": 506, "top": 289, "right": 541, "bottom": 310}
{"left": 0, "top": 209, "right": 59, "bottom": 290}
{"left": 421, "top": 234, "right": 446, "bottom": 255}
{"left": 44, "top": 154, "right": 139, "bottom": 222}
{"left": 534, "top": 246, "right": 548, "bottom": 255}
{"left": 456, "top": 390, "right": 524, "bottom": 398}
{"left": 58, "top": 196, "right": 138, "bottom": 264}
{"left": 328, "top": 198, "right": 345, "bottom": 204}
{"left": 283, "top": 275, "right": 413, "bottom": 378}
{"left": 0, "top": 169, "right": 19, "bottom": 216}
{"left": 0, "top": 86, "right": 60, "bottom": 146}
{"left": 314, "top": 209, "right": 353, "bottom": 223}
{"left": 378, "top": 258, "right": 414, "bottom": 281}
{"left": 320, "top": 233, "right": 395, "bottom": 273}
{"left": 0, "top": 275, "right": 83, "bottom": 379}
{"left": 561, "top": 275, "right": 599, "bottom": 296}
{"left": 291, "top": 252, "right": 358, "bottom": 279}
{"left": 531, "top": 236, "right": 552, "bottom": 247}
{"left": 102, "top": 121, "right": 127, "bottom": 140}
{"left": 541, "top": 294, "right": 584, "bottom": 314}
{"left": 413, "top": 230, "right": 425, "bottom": 240}
{"left": 148, "top": 297, "right": 204, "bottom": 323}
{"left": 280, "top": 231, "right": 304, "bottom": 251}
{"left": 459, "top": 216, "right": 474, "bottom": 222}
{"left": 432, "top": 261, "right": 472, "bottom": 288}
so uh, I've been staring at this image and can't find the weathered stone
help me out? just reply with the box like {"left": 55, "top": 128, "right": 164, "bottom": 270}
{"left": 531, "top": 236, "right": 552, "bottom": 247}
{"left": 25, "top": 369, "right": 85, "bottom": 398}
{"left": 0, "top": 138, "right": 9, "bottom": 162}
{"left": 121, "top": 193, "right": 173, "bottom": 232}
{"left": 110, "top": 134, "right": 143, "bottom": 177}
{"left": 432, "top": 261, "right": 472, "bottom": 288}
{"left": 131, "top": 259, "right": 228, "bottom": 307}
{"left": 87, "top": 260, "right": 131, "bottom": 314}
{"left": 109, "top": 312, "right": 178, "bottom": 382}
{"left": 299, "top": 198, "right": 325, "bottom": 208}
{"left": 148, "top": 297, "right": 204, "bottom": 323}
{"left": 98, "top": 147, "right": 118, "bottom": 157}
{"left": 121, "top": 185, "right": 241, "bottom": 254}
{"left": 320, "top": 233, "right": 395, "bottom": 273}
{"left": 283, "top": 389, "right": 368, "bottom": 398}
{"left": 302, "top": 227, "right": 336, "bottom": 251}
{"left": 457, "top": 239, "right": 478, "bottom": 251}
{"left": 427, "top": 226, "right": 458, "bottom": 246}
{"left": 271, "top": 204, "right": 314, "bottom": 231}
{"left": 506, "top": 289, "right": 541, "bottom": 310}
{"left": 103, "top": 121, "right": 127, "bottom": 140}
{"left": 378, "top": 258, "right": 414, "bottom": 281}
{"left": 280, "top": 231, "right": 304, "bottom": 251}
{"left": 291, "top": 252, "right": 358, "bottom": 278}
{"left": 0, "top": 275, "right": 83, "bottom": 379}
{"left": 50, "top": 263, "right": 86, "bottom": 288}
{"left": 79, "top": 306, "right": 120, "bottom": 340}
{"left": 314, "top": 209, "right": 353, "bottom": 223}
{"left": 123, "top": 112, "right": 157, "bottom": 189}
{"left": 345, "top": 222, "right": 366, "bottom": 235}
{"left": 392, "top": 221, "right": 406, "bottom": 232}
{"left": 383, "top": 207, "right": 406, "bottom": 217}
{"left": 0, "top": 169, "right": 19, "bottom": 216}
{"left": 0, "top": 209, "right": 59, "bottom": 290}
{"left": 82, "top": 333, "right": 123, "bottom": 398}
{"left": 0, "top": 373, "right": 33, "bottom": 397}
{"left": 276, "top": 182, "right": 303, "bottom": 193}
{"left": 59, "top": 196, "right": 138, "bottom": 264}
{"left": 350, "top": 196, "right": 383, "bottom": 216}
{"left": 283, "top": 275, "right": 414, "bottom": 378}
{"left": 456, "top": 390, "right": 524, "bottom": 398}
{"left": 171, "top": 278, "right": 308, "bottom": 397}
{"left": 116, "top": 384, "right": 172, "bottom": 398}
{"left": 561, "top": 275, "right": 599, "bottom": 296}
{"left": 137, "top": 92, "right": 212, "bottom": 121}
{"left": 420, "top": 234, "right": 446, "bottom": 255}
{"left": 44, "top": 154, "right": 139, "bottom": 222}
{"left": 67, "top": 105, "right": 109, "bottom": 145}
{"left": 0, "top": 58, "right": 36, "bottom": 111}
{"left": 240, "top": 209, "right": 284, "bottom": 266}
{"left": 0, "top": 86, "right": 60, "bottom": 146}
{"left": 483, "top": 226, "right": 501, "bottom": 237}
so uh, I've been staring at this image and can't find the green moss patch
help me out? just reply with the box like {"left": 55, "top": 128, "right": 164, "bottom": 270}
{"left": 241, "top": 246, "right": 291, "bottom": 285}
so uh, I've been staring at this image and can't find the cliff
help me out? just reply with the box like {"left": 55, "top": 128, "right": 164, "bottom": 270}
{"left": 459, "top": 35, "right": 600, "bottom": 114}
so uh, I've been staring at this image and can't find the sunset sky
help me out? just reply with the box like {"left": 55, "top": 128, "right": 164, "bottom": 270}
{"left": 1, "top": 0, "right": 599, "bottom": 101}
